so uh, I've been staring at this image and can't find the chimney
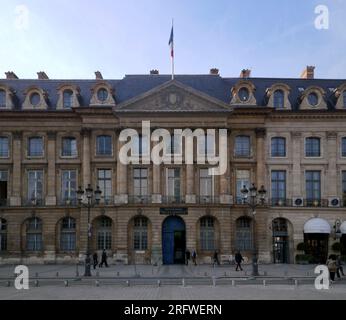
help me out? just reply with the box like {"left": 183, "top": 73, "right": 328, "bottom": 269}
{"left": 150, "top": 69, "right": 159, "bottom": 75}
{"left": 37, "top": 71, "right": 49, "bottom": 80}
{"left": 209, "top": 68, "right": 219, "bottom": 75}
{"left": 240, "top": 69, "right": 251, "bottom": 78}
{"left": 300, "top": 66, "right": 315, "bottom": 79}
{"left": 5, "top": 71, "right": 19, "bottom": 79}
{"left": 95, "top": 71, "right": 103, "bottom": 80}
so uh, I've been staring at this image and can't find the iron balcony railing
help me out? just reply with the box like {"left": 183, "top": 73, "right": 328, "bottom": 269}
{"left": 128, "top": 195, "right": 152, "bottom": 204}
{"left": 59, "top": 197, "right": 78, "bottom": 206}
{"left": 269, "top": 198, "right": 333, "bottom": 207}
{"left": 23, "top": 198, "right": 45, "bottom": 207}
{"left": 196, "top": 196, "right": 220, "bottom": 204}
{"left": 162, "top": 196, "right": 185, "bottom": 204}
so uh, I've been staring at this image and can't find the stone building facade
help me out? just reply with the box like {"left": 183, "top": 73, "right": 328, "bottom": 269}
{"left": 0, "top": 68, "right": 346, "bottom": 265}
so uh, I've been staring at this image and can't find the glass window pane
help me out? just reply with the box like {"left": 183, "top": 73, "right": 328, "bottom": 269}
{"left": 342, "top": 138, "right": 346, "bottom": 157}
{"left": 0, "top": 137, "right": 9, "bottom": 157}
{"left": 271, "top": 137, "right": 286, "bottom": 157}
{"left": 305, "top": 138, "right": 320, "bottom": 157}
{"left": 63, "top": 90, "right": 73, "bottom": 108}
{"left": 28, "top": 137, "right": 43, "bottom": 156}
{"left": 0, "top": 90, "right": 6, "bottom": 108}
{"left": 273, "top": 90, "right": 284, "bottom": 109}
{"left": 235, "top": 136, "right": 250, "bottom": 157}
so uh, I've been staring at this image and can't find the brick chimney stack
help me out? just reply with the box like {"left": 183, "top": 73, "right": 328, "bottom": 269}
{"left": 210, "top": 68, "right": 219, "bottom": 75}
{"left": 150, "top": 69, "right": 159, "bottom": 75}
{"left": 240, "top": 69, "right": 251, "bottom": 78}
{"left": 95, "top": 71, "right": 103, "bottom": 80}
{"left": 5, "top": 71, "right": 19, "bottom": 79}
{"left": 300, "top": 66, "right": 315, "bottom": 79}
{"left": 37, "top": 71, "right": 49, "bottom": 80}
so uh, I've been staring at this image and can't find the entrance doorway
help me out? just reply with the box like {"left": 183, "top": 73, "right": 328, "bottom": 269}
{"left": 272, "top": 218, "right": 289, "bottom": 263}
{"left": 162, "top": 216, "right": 186, "bottom": 264}
{"left": 304, "top": 233, "right": 329, "bottom": 263}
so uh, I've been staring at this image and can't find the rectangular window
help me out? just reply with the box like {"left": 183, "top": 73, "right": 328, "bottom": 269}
{"left": 342, "top": 171, "right": 346, "bottom": 206}
{"left": 0, "top": 137, "right": 9, "bottom": 158}
{"left": 199, "top": 168, "right": 213, "bottom": 202}
{"left": 305, "top": 138, "right": 321, "bottom": 157}
{"left": 271, "top": 137, "right": 286, "bottom": 157}
{"left": 61, "top": 170, "right": 77, "bottom": 202}
{"left": 27, "top": 234, "right": 42, "bottom": 251}
{"left": 132, "top": 135, "right": 149, "bottom": 156}
{"left": 97, "top": 231, "right": 112, "bottom": 250}
{"left": 96, "top": 136, "right": 112, "bottom": 155}
{"left": 28, "top": 170, "right": 43, "bottom": 203}
{"left": 133, "top": 168, "right": 148, "bottom": 197}
{"left": 306, "top": 171, "right": 321, "bottom": 205}
{"left": 28, "top": 137, "right": 43, "bottom": 157}
{"left": 166, "top": 168, "right": 181, "bottom": 202}
{"left": 166, "top": 134, "right": 182, "bottom": 155}
{"left": 236, "top": 170, "right": 250, "bottom": 204}
{"left": 0, "top": 90, "right": 6, "bottom": 108}
{"left": 98, "top": 169, "right": 112, "bottom": 204}
{"left": 0, "top": 171, "right": 8, "bottom": 206}
{"left": 235, "top": 136, "right": 250, "bottom": 157}
{"left": 342, "top": 138, "right": 346, "bottom": 157}
{"left": 62, "top": 138, "right": 77, "bottom": 157}
{"left": 271, "top": 171, "right": 286, "bottom": 205}
{"left": 60, "top": 233, "right": 76, "bottom": 251}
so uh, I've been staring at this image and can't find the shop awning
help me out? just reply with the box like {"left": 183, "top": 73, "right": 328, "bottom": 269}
{"left": 304, "top": 218, "right": 331, "bottom": 234}
{"left": 340, "top": 221, "right": 346, "bottom": 234}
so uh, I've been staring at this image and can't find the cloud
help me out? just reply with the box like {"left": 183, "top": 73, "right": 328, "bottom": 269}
{"left": 14, "top": 4, "right": 30, "bottom": 31}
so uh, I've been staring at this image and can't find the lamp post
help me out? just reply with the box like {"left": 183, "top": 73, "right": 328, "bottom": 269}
{"left": 334, "top": 219, "right": 342, "bottom": 240}
{"left": 241, "top": 183, "right": 267, "bottom": 277}
{"left": 77, "top": 184, "right": 102, "bottom": 277}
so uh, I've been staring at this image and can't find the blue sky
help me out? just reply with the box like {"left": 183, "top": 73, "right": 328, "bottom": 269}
{"left": 0, "top": 0, "right": 345, "bottom": 79}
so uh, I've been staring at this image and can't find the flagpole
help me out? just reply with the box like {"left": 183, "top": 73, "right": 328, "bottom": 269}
{"left": 171, "top": 19, "right": 174, "bottom": 80}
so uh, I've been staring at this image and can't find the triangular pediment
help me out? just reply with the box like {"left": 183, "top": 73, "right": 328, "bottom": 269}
{"left": 114, "top": 80, "right": 232, "bottom": 113}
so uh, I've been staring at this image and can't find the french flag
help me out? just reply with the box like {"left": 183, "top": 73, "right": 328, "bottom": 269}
{"left": 168, "top": 25, "right": 174, "bottom": 58}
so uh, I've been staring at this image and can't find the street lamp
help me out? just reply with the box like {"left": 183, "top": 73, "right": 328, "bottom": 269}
{"left": 77, "top": 184, "right": 102, "bottom": 277}
{"left": 241, "top": 183, "right": 267, "bottom": 277}
{"left": 334, "top": 219, "right": 342, "bottom": 240}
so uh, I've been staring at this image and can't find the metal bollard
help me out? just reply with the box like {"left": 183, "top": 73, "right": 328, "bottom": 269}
{"left": 35, "top": 272, "right": 39, "bottom": 278}
{"left": 117, "top": 271, "right": 120, "bottom": 277}
{"left": 35, "top": 280, "right": 39, "bottom": 287}
{"left": 232, "top": 280, "right": 235, "bottom": 286}
{"left": 96, "top": 271, "right": 100, "bottom": 277}
{"left": 263, "top": 280, "right": 266, "bottom": 287}
{"left": 95, "top": 280, "right": 100, "bottom": 287}
{"left": 182, "top": 278, "right": 186, "bottom": 287}
{"left": 6, "top": 281, "right": 11, "bottom": 287}
{"left": 224, "top": 272, "right": 227, "bottom": 277}
{"left": 264, "top": 271, "right": 268, "bottom": 276}
{"left": 56, "top": 272, "right": 59, "bottom": 278}
{"left": 204, "top": 272, "right": 208, "bottom": 277}
{"left": 212, "top": 276, "right": 216, "bottom": 287}
{"left": 157, "top": 280, "right": 161, "bottom": 287}
{"left": 64, "top": 280, "right": 69, "bottom": 287}
{"left": 76, "top": 270, "right": 79, "bottom": 277}
{"left": 126, "top": 280, "right": 130, "bottom": 287}
{"left": 294, "top": 279, "right": 298, "bottom": 288}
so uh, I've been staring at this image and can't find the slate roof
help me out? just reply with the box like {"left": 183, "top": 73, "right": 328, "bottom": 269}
{"left": 0, "top": 74, "right": 345, "bottom": 111}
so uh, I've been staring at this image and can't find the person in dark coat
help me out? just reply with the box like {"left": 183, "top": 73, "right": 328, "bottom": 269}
{"left": 213, "top": 250, "right": 220, "bottom": 266}
{"left": 185, "top": 249, "right": 191, "bottom": 265}
{"left": 235, "top": 250, "right": 244, "bottom": 271}
{"left": 99, "top": 249, "right": 109, "bottom": 268}
{"left": 92, "top": 252, "right": 98, "bottom": 270}
{"left": 191, "top": 250, "right": 197, "bottom": 266}
{"left": 336, "top": 255, "right": 344, "bottom": 278}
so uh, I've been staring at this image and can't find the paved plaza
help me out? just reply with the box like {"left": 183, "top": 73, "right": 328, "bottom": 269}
{"left": 0, "top": 264, "right": 345, "bottom": 300}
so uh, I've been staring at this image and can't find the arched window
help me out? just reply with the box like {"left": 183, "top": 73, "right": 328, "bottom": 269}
{"left": 273, "top": 90, "right": 284, "bottom": 109}
{"left": 238, "top": 87, "right": 250, "bottom": 102}
{"left": 26, "top": 217, "right": 43, "bottom": 251}
{"left": 200, "top": 217, "right": 215, "bottom": 251}
{"left": 96, "top": 135, "right": 112, "bottom": 155}
{"left": 0, "top": 218, "right": 7, "bottom": 251}
{"left": 63, "top": 90, "right": 73, "bottom": 109}
{"left": 133, "top": 216, "right": 148, "bottom": 250}
{"left": 236, "top": 217, "right": 253, "bottom": 251}
{"left": 29, "top": 92, "right": 41, "bottom": 106}
{"left": 60, "top": 217, "right": 76, "bottom": 251}
{"left": 0, "top": 89, "right": 6, "bottom": 108}
{"left": 97, "top": 217, "right": 112, "bottom": 250}
{"left": 271, "top": 137, "right": 286, "bottom": 157}
{"left": 305, "top": 137, "right": 321, "bottom": 157}
{"left": 235, "top": 135, "right": 250, "bottom": 157}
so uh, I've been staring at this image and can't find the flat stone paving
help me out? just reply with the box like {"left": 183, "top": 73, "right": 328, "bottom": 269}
{"left": 0, "top": 264, "right": 345, "bottom": 300}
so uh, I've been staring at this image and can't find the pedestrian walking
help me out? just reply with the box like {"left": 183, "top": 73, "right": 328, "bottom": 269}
{"left": 213, "top": 250, "right": 220, "bottom": 266}
{"left": 185, "top": 249, "right": 191, "bottom": 265}
{"left": 235, "top": 250, "right": 244, "bottom": 271}
{"left": 99, "top": 249, "right": 109, "bottom": 268}
{"left": 92, "top": 252, "right": 98, "bottom": 270}
{"left": 336, "top": 255, "right": 344, "bottom": 278}
{"left": 326, "top": 254, "right": 337, "bottom": 282}
{"left": 191, "top": 250, "right": 197, "bottom": 266}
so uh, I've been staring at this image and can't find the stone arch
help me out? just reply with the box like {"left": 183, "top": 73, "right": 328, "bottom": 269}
{"left": 91, "top": 215, "right": 114, "bottom": 254}
{"left": 271, "top": 217, "right": 294, "bottom": 263}
{"left": 196, "top": 215, "right": 220, "bottom": 257}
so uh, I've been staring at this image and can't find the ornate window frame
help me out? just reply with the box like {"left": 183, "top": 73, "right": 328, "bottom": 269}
{"left": 334, "top": 83, "right": 346, "bottom": 110}
{"left": 90, "top": 82, "right": 116, "bottom": 106}
{"left": 266, "top": 83, "right": 291, "bottom": 110}
{"left": 22, "top": 86, "right": 48, "bottom": 110}
{"left": 56, "top": 84, "right": 80, "bottom": 110}
{"left": 0, "top": 84, "right": 15, "bottom": 110}
{"left": 230, "top": 80, "right": 256, "bottom": 105}
{"left": 299, "top": 86, "right": 327, "bottom": 110}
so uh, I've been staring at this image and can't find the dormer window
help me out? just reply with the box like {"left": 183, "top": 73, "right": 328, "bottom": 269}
{"left": 238, "top": 87, "right": 250, "bottom": 102}
{"left": 273, "top": 90, "right": 284, "bottom": 109}
{"left": 97, "top": 88, "right": 109, "bottom": 102}
{"left": 333, "top": 84, "right": 346, "bottom": 110}
{"left": 30, "top": 93, "right": 41, "bottom": 106}
{"left": 63, "top": 90, "right": 73, "bottom": 109}
{"left": 307, "top": 92, "right": 318, "bottom": 107}
{"left": 0, "top": 89, "right": 6, "bottom": 108}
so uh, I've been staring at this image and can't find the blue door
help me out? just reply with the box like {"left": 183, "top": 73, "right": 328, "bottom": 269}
{"left": 162, "top": 216, "right": 186, "bottom": 265}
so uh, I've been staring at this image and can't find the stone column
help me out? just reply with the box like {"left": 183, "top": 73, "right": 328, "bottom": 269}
{"left": 255, "top": 128, "right": 266, "bottom": 189}
{"left": 291, "top": 132, "right": 302, "bottom": 197}
{"left": 45, "top": 131, "right": 56, "bottom": 205}
{"left": 326, "top": 132, "right": 337, "bottom": 198}
{"left": 81, "top": 128, "right": 91, "bottom": 189}
{"left": 152, "top": 164, "right": 162, "bottom": 203}
{"left": 185, "top": 164, "right": 196, "bottom": 203}
{"left": 10, "top": 131, "right": 22, "bottom": 206}
{"left": 115, "top": 134, "right": 128, "bottom": 204}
